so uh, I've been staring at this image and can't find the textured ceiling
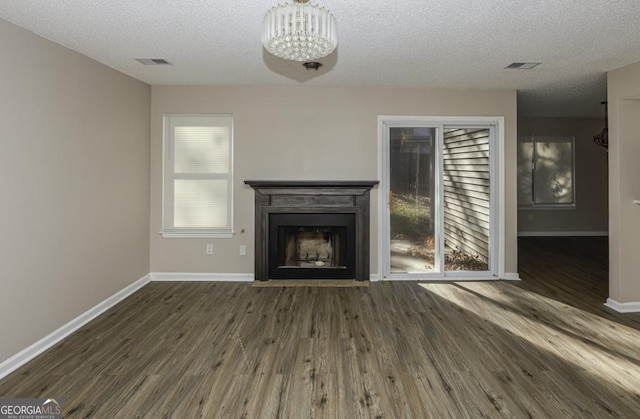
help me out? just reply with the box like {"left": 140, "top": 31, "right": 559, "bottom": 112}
{"left": 1, "top": 0, "right": 639, "bottom": 117}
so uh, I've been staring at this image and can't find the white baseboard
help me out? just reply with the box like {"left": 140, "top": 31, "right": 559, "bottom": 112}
{"left": 502, "top": 272, "right": 521, "bottom": 281}
{"left": 605, "top": 298, "right": 640, "bottom": 313}
{"left": 0, "top": 273, "right": 151, "bottom": 380}
{"left": 518, "top": 231, "right": 608, "bottom": 237}
{"left": 150, "top": 272, "right": 254, "bottom": 282}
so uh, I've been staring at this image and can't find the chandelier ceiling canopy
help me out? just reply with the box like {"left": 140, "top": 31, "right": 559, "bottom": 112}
{"left": 262, "top": 0, "right": 338, "bottom": 62}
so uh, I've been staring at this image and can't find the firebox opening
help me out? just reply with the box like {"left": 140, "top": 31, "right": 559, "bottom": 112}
{"left": 281, "top": 226, "right": 347, "bottom": 269}
{"left": 268, "top": 212, "right": 356, "bottom": 279}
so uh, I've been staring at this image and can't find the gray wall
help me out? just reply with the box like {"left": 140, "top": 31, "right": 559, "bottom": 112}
{"left": 0, "top": 19, "right": 151, "bottom": 363}
{"left": 517, "top": 117, "right": 609, "bottom": 234}
{"left": 150, "top": 86, "right": 518, "bottom": 276}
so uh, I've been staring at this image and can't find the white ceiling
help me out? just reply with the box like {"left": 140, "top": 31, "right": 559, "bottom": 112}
{"left": 1, "top": 0, "right": 639, "bottom": 117}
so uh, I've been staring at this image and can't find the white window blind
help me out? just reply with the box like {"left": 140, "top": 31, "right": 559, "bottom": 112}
{"left": 162, "top": 115, "right": 233, "bottom": 237}
{"left": 517, "top": 136, "right": 575, "bottom": 207}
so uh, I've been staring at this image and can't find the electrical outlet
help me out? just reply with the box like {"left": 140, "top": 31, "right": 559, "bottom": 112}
{"left": 206, "top": 243, "right": 213, "bottom": 255}
{"left": 239, "top": 245, "right": 247, "bottom": 256}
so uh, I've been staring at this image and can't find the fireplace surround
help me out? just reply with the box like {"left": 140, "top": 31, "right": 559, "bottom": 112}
{"left": 245, "top": 180, "right": 378, "bottom": 281}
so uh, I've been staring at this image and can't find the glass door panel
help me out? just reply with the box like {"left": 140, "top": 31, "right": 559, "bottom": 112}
{"left": 442, "top": 128, "right": 491, "bottom": 272}
{"left": 389, "top": 127, "right": 437, "bottom": 273}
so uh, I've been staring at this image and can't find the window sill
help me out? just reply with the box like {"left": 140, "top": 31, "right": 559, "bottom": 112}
{"left": 160, "top": 232, "right": 234, "bottom": 239}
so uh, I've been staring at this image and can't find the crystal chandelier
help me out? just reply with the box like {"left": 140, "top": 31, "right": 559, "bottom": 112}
{"left": 263, "top": 0, "right": 337, "bottom": 62}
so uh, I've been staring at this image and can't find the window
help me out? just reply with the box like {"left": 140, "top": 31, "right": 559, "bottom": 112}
{"left": 517, "top": 136, "right": 574, "bottom": 208}
{"left": 162, "top": 114, "right": 233, "bottom": 237}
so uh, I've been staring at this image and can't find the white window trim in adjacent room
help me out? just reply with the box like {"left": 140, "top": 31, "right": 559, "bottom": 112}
{"left": 517, "top": 135, "right": 576, "bottom": 210}
{"left": 162, "top": 114, "right": 234, "bottom": 238}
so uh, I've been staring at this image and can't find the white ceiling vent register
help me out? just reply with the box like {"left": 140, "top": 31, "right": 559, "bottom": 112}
{"left": 135, "top": 58, "right": 172, "bottom": 65}
{"left": 505, "top": 62, "right": 541, "bottom": 70}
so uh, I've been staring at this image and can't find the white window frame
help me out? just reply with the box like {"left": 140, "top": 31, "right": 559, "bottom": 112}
{"left": 517, "top": 135, "right": 576, "bottom": 210}
{"left": 161, "top": 114, "right": 234, "bottom": 238}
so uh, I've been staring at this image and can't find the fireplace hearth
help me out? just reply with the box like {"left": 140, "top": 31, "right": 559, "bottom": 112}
{"left": 245, "top": 180, "right": 378, "bottom": 281}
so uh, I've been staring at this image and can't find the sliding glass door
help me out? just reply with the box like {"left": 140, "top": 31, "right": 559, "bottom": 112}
{"left": 380, "top": 118, "right": 498, "bottom": 279}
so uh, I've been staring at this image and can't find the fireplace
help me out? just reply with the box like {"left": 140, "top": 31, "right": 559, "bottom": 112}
{"left": 245, "top": 180, "right": 378, "bottom": 281}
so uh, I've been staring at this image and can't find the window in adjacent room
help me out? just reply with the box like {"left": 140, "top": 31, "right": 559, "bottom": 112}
{"left": 517, "top": 136, "right": 575, "bottom": 208}
{"left": 162, "top": 114, "right": 233, "bottom": 237}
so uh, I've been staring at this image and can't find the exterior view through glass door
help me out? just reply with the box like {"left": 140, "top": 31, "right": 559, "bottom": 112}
{"left": 389, "top": 127, "right": 437, "bottom": 273}
{"left": 442, "top": 127, "right": 491, "bottom": 272}
{"left": 383, "top": 119, "right": 495, "bottom": 278}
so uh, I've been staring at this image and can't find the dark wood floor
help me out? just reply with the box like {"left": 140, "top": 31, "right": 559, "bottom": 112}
{"left": 1, "top": 237, "right": 640, "bottom": 418}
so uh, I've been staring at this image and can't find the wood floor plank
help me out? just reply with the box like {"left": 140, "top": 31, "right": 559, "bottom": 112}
{"left": 1, "top": 237, "right": 640, "bottom": 417}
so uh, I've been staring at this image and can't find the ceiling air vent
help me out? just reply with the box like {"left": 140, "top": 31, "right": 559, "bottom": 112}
{"left": 135, "top": 58, "right": 171, "bottom": 65}
{"left": 505, "top": 62, "right": 541, "bottom": 69}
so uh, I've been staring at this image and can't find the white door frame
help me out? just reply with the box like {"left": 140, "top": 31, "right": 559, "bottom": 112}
{"left": 377, "top": 115, "right": 506, "bottom": 281}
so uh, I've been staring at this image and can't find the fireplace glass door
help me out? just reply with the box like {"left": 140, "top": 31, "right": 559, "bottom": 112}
{"left": 269, "top": 213, "right": 356, "bottom": 279}
{"left": 282, "top": 226, "right": 346, "bottom": 269}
